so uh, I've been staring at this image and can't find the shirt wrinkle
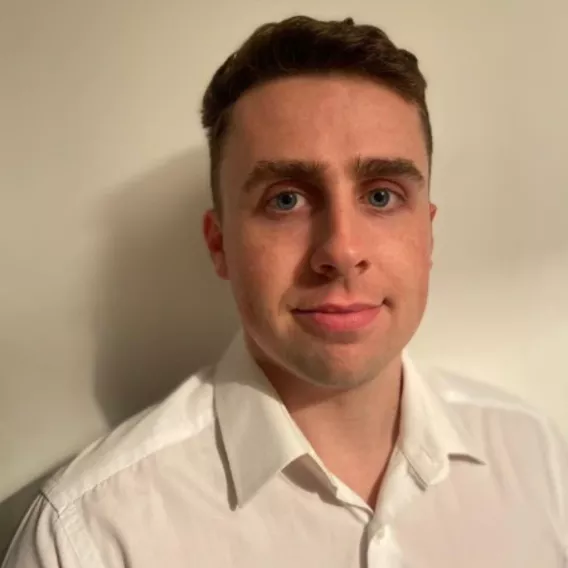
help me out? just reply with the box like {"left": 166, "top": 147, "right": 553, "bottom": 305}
{"left": 3, "top": 330, "right": 567, "bottom": 568}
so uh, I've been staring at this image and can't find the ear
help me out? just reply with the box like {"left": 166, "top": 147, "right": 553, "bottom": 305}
{"left": 429, "top": 202, "right": 438, "bottom": 222}
{"left": 429, "top": 202, "right": 437, "bottom": 268}
{"left": 203, "top": 209, "right": 229, "bottom": 280}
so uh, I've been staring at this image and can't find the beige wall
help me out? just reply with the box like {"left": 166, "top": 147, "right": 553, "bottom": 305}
{"left": 1, "top": 0, "right": 567, "bottom": 553}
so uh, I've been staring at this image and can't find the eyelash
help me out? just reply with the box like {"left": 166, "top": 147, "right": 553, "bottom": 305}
{"left": 264, "top": 185, "right": 405, "bottom": 213}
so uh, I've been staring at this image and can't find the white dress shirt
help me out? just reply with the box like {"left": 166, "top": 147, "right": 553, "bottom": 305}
{"left": 3, "top": 331, "right": 568, "bottom": 567}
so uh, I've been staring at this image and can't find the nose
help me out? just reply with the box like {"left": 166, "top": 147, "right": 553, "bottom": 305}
{"left": 310, "top": 203, "right": 371, "bottom": 281}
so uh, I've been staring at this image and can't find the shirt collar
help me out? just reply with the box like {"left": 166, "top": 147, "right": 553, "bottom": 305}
{"left": 214, "top": 331, "right": 486, "bottom": 507}
{"left": 399, "top": 352, "right": 487, "bottom": 487}
{"left": 214, "top": 331, "right": 315, "bottom": 507}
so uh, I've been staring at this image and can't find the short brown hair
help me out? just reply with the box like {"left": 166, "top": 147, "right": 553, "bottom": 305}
{"left": 201, "top": 15, "right": 432, "bottom": 211}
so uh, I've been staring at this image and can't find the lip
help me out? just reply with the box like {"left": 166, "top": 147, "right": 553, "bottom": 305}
{"left": 292, "top": 303, "right": 382, "bottom": 333}
{"left": 297, "top": 303, "right": 378, "bottom": 314}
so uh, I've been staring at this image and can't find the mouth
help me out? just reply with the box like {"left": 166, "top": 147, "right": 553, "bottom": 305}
{"left": 291, "top": 303, "right": 383, "bottom": 334}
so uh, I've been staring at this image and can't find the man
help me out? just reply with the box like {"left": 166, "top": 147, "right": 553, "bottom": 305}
{"left": 3, "top": 15, "right": 568, "bottom": 567}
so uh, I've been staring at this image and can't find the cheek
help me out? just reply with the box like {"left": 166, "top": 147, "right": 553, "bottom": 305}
{"left": 225, "top": 222, "right": 305, "bottom": 306}
{"left": 379, "top": 225, "right": 432, "bottom": 296}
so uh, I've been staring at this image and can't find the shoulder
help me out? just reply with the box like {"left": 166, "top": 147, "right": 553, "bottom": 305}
{"left": 428, "top": 366, "right": 568, "bottom": 521}
{"left": 427, "top": 365, "right": 565, "bottom": 446}
{"left": 428, "top": 366, "right": 544, "bottom": 417}
{"left": 42, "top": 365, "right": 216, "bottom": 514}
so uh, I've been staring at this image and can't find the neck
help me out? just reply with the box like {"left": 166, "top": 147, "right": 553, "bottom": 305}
{"left": 258, "top": 352, "right": 403, "bottom": 508}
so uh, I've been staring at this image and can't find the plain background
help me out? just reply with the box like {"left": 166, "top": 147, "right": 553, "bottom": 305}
{"left": 1, "top": 0, "right": 567, "bottom": 556}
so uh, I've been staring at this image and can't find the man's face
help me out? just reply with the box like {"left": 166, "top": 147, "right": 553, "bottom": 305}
{"left": 204, "top": 75, "right": 436, "bottom": 390}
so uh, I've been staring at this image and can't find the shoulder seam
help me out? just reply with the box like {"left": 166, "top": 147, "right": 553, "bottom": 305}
{"left": 45, "top": 407, "right": 214, "bottom": 514}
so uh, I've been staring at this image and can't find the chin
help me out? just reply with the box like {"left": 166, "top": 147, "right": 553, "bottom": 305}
{"left": 282, "top": 342, "right": 377, "bottom": 385}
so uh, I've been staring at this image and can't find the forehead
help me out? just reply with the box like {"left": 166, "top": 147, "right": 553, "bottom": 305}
{"left": 221, "top": 74, "right": 429, "bottom": 183}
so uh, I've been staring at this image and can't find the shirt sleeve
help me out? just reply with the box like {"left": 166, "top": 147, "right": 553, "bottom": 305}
{"left": 546, "top": 419, "right": 568, "bottom": 556}
{"left": 1, "top": 495, "right": 81, "bottom": 568}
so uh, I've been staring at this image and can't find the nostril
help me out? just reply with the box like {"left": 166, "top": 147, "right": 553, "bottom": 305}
{"left": 319, "top": 263, "right": 337, "bottom": 278}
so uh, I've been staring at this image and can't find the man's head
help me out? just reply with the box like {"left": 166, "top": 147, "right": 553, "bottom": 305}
{"left": 201, "top": 15, "right": 437, "bottom": 390}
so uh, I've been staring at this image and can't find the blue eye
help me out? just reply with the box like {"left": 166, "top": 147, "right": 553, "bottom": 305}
{"left": 367, "top": 189, "right": 392, "bottom": 208}
{"left": 271, "top": 192, "right": 301, "bottom": 211}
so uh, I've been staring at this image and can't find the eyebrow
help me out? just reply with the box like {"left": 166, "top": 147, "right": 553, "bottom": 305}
{"left": 241, "top": 160, "right": 329, "bottom": 193}
{"left": 241, "top": 156, "right": 426, "bottom": 193}
{"left": 353, "top": 156, "right": 426, "bottom": 185}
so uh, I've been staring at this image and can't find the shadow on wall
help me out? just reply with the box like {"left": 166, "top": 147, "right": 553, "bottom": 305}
{"left": 93, "top": 146, "right": 239, "bottom": 426}
{"left": 0, "top": 147, "right": 239, "bottom": 558}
